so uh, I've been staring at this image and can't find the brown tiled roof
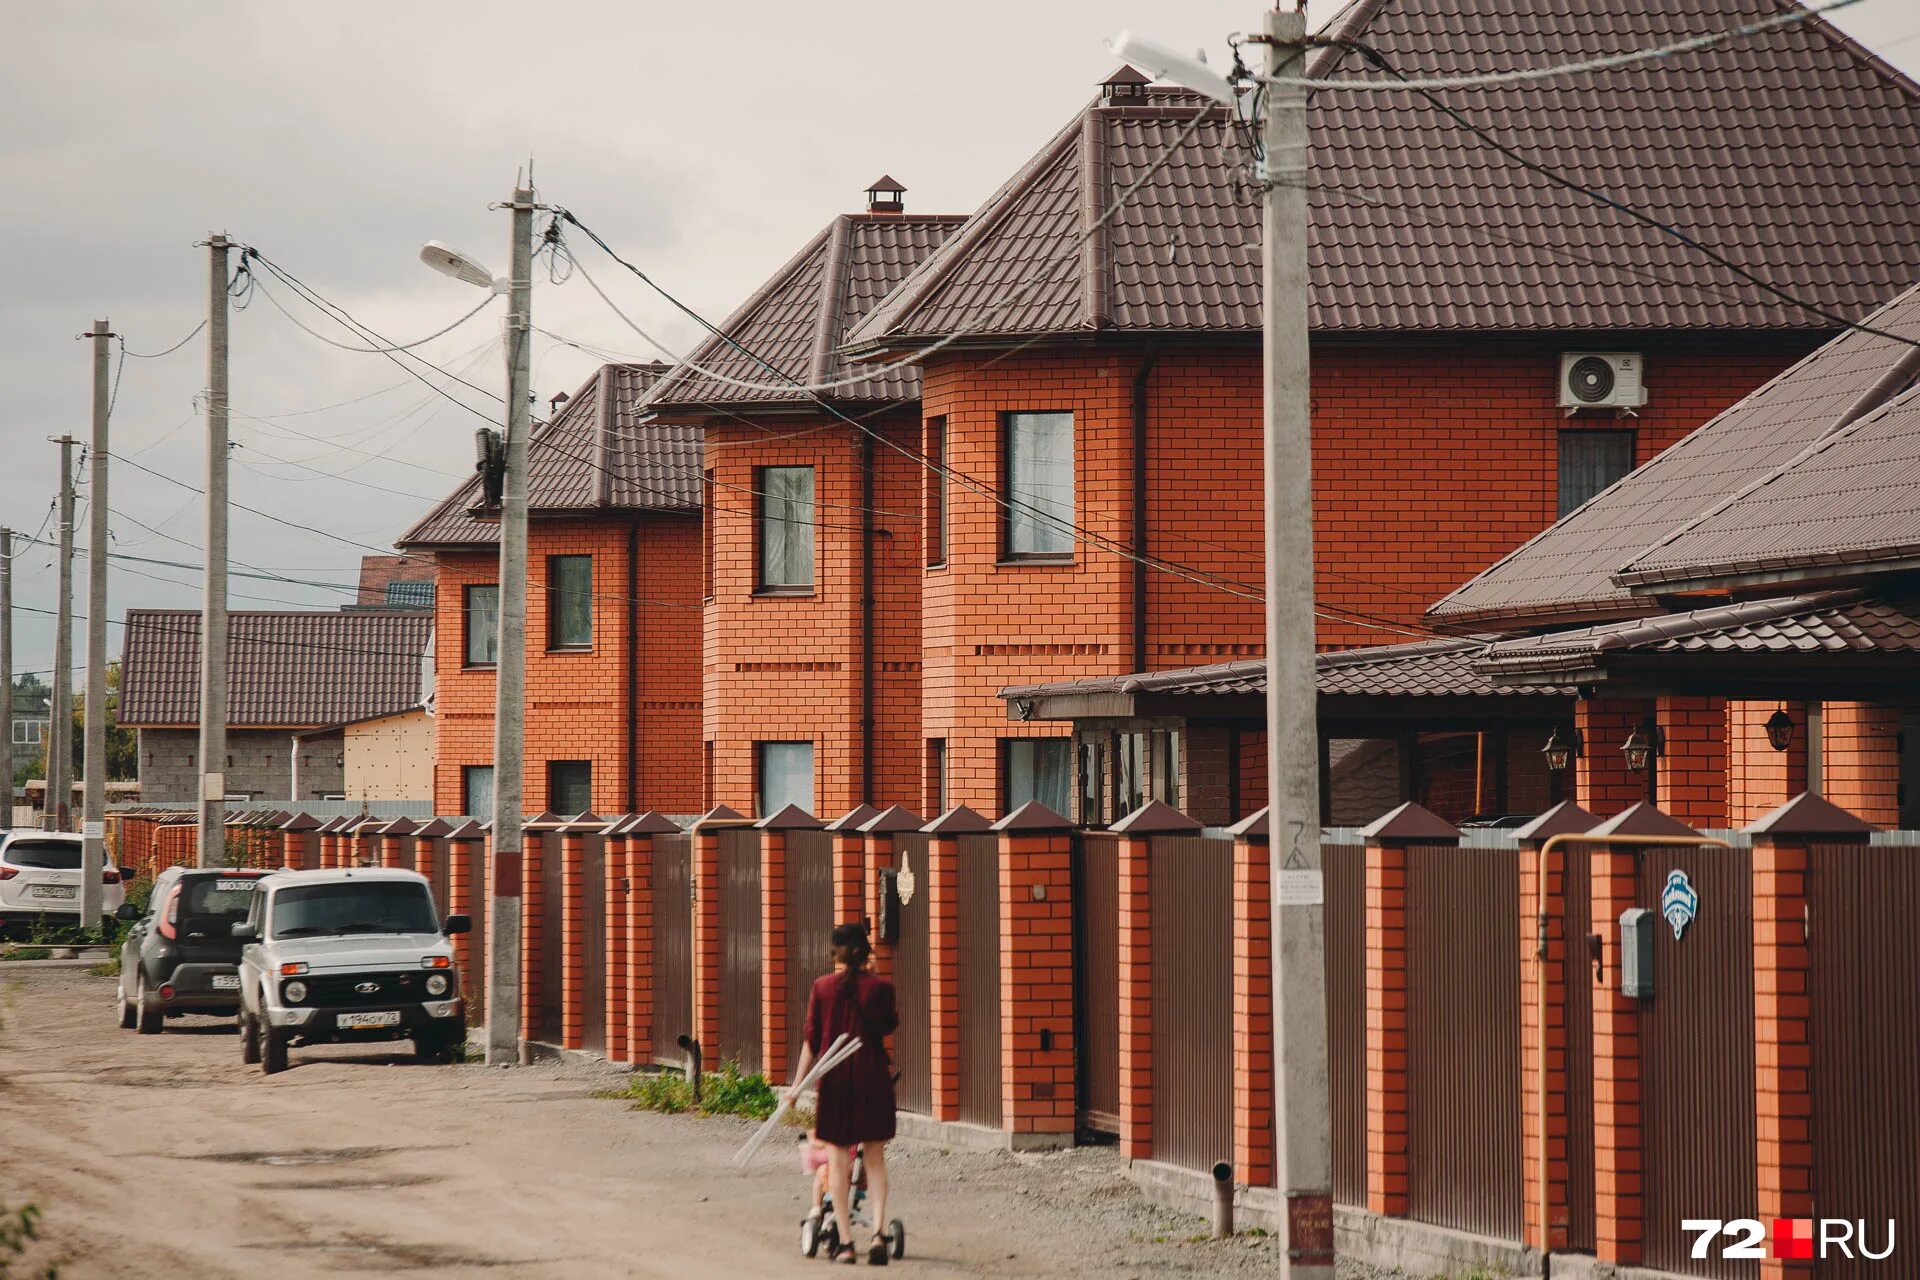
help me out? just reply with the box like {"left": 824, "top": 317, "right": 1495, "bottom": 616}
{"left": 999, "top": 636, "right": 1573, "bottom": 704}
{"left": 119, "top": 609, "right": 432, "bottom": 729}
{"left": 397, "top": 363, "right": 700, "bottom": 548}
{"left": 848, "top": 0, "right": 1920, "bottom": 350}
{"left": 644, "top": 212, "right": 966, "bottom": 411}
{"left": 1430, "top": 284, "right": 1920, "bottom": 630}
{"left": 1474, "top": 589, "right": 1920, "bottom": 683}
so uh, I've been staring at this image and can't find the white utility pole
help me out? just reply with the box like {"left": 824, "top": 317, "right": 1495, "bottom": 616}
{"left": 81, "top": 319, "right": 112, "bottom": 929}
{"left": 488, "top": 183, "right": 536, "bottom": 1066}
{"left": 198, "top": 235, "right": 231, "bottom": 867}
{"left": 47, "top": 436, "right": 77, "bottom": 832}
{"left": 1261, "top": 9, "right": 1334, "bottom": 1277}
{"left": 0, "top": 528, "right": 12, "bottom": 828}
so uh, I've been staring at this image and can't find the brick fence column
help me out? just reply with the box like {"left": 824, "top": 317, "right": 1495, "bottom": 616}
{"left": 625, "top": 814, "right": 679, "bottom": 1065}
{"left": 1226, "top": 808, "right": 1275, "bottom": 1189}
{"left": 1575, "top": 696, "right": 1657, "bottom": 818}
{"left": 445, "top": 822, "right": 485, "bottom": 1007}
{"left": 1745, "top": 794, "right": 1871, "bottom": 1280}
{"left": 601, "top": 817, "right": 630, "bottom": 1066}
{"left": 1357, "top": 801, "right": 1462, "bottom": 1218}
{"left": 414, "top": 818, "right": 453, "bottom": 882}
{"left": 825, "top": 805, "right": 875, "bottom": 931}
{"left": 379, "top": 817, "right": 417, "bottom": 870}
{"left": 559, "top": 815, "right": 602, "bottom": 1051}
{"left": 316, "top": 818, "right": 340, "bottom": 869}
{"left": 992, "top": 801, "right": 1075, "bottom": 1143}
{"left": 757, "top": 805, "right": 823, "bottom": 1085}
{"left": 858, "top": 806, "right": 925, "bottom": 985}
{"left": 923, "top": 806, "right": 992, "bottom": 1124}
{"left": 1585, "top": 801, "right": 1698, "bottom": 1265}
{"left": 691, "top": 805, "right": 745, "bottom": 1070}
{"left": 1514, "top": 801, "right": 1601, "bottom": 1253}
{"left": 279, "top": 813, "right": 319, "bottom": 870}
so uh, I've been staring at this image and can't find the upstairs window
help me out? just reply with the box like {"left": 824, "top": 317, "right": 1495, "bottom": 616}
{"left": 1004, "top": 411, "right": 1074, "bottom": 558}
{"left": 462, "top": 765, "right": 494, "bottom": 818}
{"left": 1558, "top": 430, "right": 1635, "bottom": 518}
{"left": 1004, "top": 738, "right": 1071, "bottom": 815}
{"left": 548, "top": 555, "right": 593, "bottom": 649}
{"left": 756, "top": 741, "right": 814, "bottom": 815}
{"left": 548, "top": 760, "right": 592, "bottom": 815}
{"left": 463, "top": 584, "right": 499, "bottom": 668}
{"left": 924, "top": 415, "right": 948, "bottom": 567}
{"left": 757, "top": 465, "right": 816, "bottom": 591}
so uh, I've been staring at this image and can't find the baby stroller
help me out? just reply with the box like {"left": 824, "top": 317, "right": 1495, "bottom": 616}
{"left": 800, "top": 1145, "right": 906, "bottom": 1262}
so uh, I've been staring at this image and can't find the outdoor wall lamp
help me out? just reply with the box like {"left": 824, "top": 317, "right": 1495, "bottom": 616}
{"left": 1542, "top": 725, "right": 1579, "bottom": 772}
{"left": 1621, "top": 722, "right": 1661, "bottom": 773}
{"left": 1765, "top": 706, "right": 1796, "bottom": 752}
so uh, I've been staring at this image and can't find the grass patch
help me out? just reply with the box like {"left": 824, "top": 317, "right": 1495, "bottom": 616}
{"left": 614, "top": 1061, "right": 779, "bottom": 1120}
{"left": 0, "top": 950, "right": 51, "bottom": 964}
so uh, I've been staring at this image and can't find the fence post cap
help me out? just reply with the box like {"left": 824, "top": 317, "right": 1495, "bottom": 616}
{"left": 824, "top": 803, "right": 881, "bottom": 832}
{"left": 1512, "top": 801, "right": 1602, "bottom": 844}
{"left": 1744, "top": 791, "right": 1875, "bottom": 838}
{"left": 523, "top": 811, "right": 570, "bottom": 831}
{"left": 1225, "top": 807, "right": 1269, "bottom": 840}
{"left": 624, "top": 812, "right": 684, "bottom": 835}
{"left": 261, "top": 810, "right": 293, "bottom": 827}
{"left": 1586, "top": 802, "right": 1697, "bottom": 839}
{"left": 921, "top": 805, "right": 994, "bottom": 835}
{"left": 559, "top": 811, "right": 607, "bottom": 833}
{"left": 1109, "top": 800, "right": 1202, "bottom": 835}
{"left": 278, "top": 812, "right": 322, "bottom": 833}
{"left": 316, "top": 816, "right": 349, "bottom": 834}
{"left": 412, "top": 818, "right": 456, "bottom": 839}
{"left": 696, "top": 804, "right": 749, "bottom": 825}
{"left": 991, "top": 800, "right": 1073, "bottom": 833}
{"left": 1359, "top": 801, "right": 1460, "bottom": 844}
{"left": 858, "top": 805, "right": 927, "bottom": 835}
{"left": 755, "top": 804, "right": 823, "bottom": 831}
{"left": 444, "top": 819, "right": 487, "bottom": 840}
{"left": 373, "top": 816, "right": 421, "bottom": 837}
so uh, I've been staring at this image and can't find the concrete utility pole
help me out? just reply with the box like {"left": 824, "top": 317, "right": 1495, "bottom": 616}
{"left": 488, "top": 184, "right": 536, "bottom": 1066}
{"left": 198, "top": 235, "right": 232, "bottom": 867}
{"left": 81, "top": 319, "right": 112, "bottom": 930}
{"left": 1, "top": 528, "right": 12, "bottom": 828}
{"left": 47, "top": 436, "right": 77, "bottom": 832}
{"left": 1261, "top": 8, "right": 1335, "bottom": 1277}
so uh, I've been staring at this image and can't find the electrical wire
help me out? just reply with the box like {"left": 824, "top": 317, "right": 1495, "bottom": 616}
{"left": 121, "top": 322, "right": 205, "bottom": 360}
{"left": 250, "top": 273, "right": 501, "bottom": 354}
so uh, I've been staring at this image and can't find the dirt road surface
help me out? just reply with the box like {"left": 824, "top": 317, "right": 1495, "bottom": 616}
{"left": 0, "top": 966, "right": 1293, "bottom": 1278}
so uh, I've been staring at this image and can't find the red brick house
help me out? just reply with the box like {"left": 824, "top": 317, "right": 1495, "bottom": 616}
{"left": 397, "top": 362, "right": 704, "bottom": 817}
{"left": 641, "top": 183, "right": 965, "bottom": 816}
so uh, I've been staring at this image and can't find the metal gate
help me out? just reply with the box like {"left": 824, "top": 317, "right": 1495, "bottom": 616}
{"left": 581, "top": 831, "right": 606, "bottom": 1057}
{"left": 1638, "top": 844, "right": 1757, "bottom": 1279}
{"left": 785, "top": 829, "right": 835, "bottom": 1075}
{"left": 957, "top": 832, "right": 1002, "bottom": 1129}
{"left": 1149, "top": 835, "right": 1234, "bottom": 1173}
{"left": 1808, "top": 843, "right": 1920, "bottom": 1280}
{"left": 425, "top": 838, "right": 452, "bottom": 920}
{"left": 717, "top": 828, "right": 762, "bottom": 1074}
{"left": 1073, "top": 832, "right": 1119, "bottom": 1134}
{"left": 1324, "top": 842, "right": 1367, "bottom": 1207}
{"left": 651, "top": 833, "right": 693, "bottom": 1066}
{"left": 1405, "top": 843, "right": 1523, "bottom": 1239}
{"left": 890, "top": 833, "right": 932, "bottom": 1115}
{"left": 538, "top": 833, "right": 564, "bottom": 1045}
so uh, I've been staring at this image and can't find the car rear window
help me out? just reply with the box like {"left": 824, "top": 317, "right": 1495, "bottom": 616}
{"left": 179, "top": 875, "right": 261, "bottom": 920}
{"left": 270, "top": 882, "right": 438, "bottom": 940}
{"left": 4, "top": 840, "right": 82, "bottom": 870}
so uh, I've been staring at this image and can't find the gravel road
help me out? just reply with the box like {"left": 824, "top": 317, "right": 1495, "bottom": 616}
{"left": 0, "top": 966, "right": 1315, "bottom": 1278}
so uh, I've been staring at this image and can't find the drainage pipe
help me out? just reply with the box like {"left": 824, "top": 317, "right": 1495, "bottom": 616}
{"left": 676, "top": 1033, "right": 703, "bottom": 1104}
{"left": 1210, "top": 1160, "right": 1234, "bottom": 1239}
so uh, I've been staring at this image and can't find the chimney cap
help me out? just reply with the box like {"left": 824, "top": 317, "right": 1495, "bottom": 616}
{"left": 866, "top": 175, "right": 906, "bottom": 213}
{"left": 1101, "top": 63, "right": 1152, "bottom": 102}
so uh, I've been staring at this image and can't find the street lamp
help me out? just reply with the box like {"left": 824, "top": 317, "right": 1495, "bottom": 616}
{"left": 421, "top": 186, "right": 536, "bottom": 1068}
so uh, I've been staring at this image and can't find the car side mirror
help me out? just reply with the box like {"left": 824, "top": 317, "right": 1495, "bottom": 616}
{"left": 115, "top": 902, "right": 141, "bottom": 921}
{"left": 230, "top": 921, "right": 259, "bottom": 942}
{"left": 443, "top": 914, "right": 471, "bottom": 936}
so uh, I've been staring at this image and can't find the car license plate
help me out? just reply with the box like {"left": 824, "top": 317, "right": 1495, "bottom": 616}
{"left": 30, "top": 885, "right": 76, "bottom": 900}
{"left": 338, "top": 1011, "right": 401, "bottom": 1030}
{"left": 211, "top": 974, "right": 241, "bottom": 990}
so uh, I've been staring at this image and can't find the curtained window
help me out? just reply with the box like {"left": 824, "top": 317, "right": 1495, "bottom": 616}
{"left": 548, "top": 760, "right": 592, "bottom": 815}
{"left": 464, "top": 585, "right": 499, "bottom": 667}
{"left": 462, "top": 765, "right": 494, "bottom": 819}
{"left": 548, "top": 555, "right": 593, "bottom": 648}
{"left": 1557, "top": 430, "right": 1635, "bottom": 517}
{"left": 1004, "top": 738, "right": 1071, "bottom": 814}
{"left": 757, "top": 466, "right": 816, "bottom": 590}
{"left": 756, "top": 742, "right": 814, "bottom": 815}
{"left": 1004, "top": 411, "right": 1074, "bottom": 557}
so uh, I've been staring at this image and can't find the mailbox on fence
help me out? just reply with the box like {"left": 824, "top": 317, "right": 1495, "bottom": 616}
{"left": 1619, "top": 907, "right": 1656, "bottom": 999}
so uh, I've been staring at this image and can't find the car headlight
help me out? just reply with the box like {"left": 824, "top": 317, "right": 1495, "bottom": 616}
{"left": 425, "top": 973, "right": 450, "bottom": 997}
{"left": 284, "top": 980, "right": 308, "bottom": 1004}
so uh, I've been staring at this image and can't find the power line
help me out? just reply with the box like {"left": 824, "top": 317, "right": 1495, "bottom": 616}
{"left": 121, "top": 321, "right": 205, "bottom": 360}
{"left": 250, "top": 272, "right": 501, "bottom": 354}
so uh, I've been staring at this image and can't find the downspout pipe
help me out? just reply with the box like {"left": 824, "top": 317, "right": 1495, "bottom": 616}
{"left": 1131, "top": 351, "right": 1158, "bottom": 675}
{"left": 860, "top": 431, "right": 877, "bottom": 805}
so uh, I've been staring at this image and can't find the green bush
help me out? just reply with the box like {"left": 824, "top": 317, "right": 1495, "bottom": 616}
{"left": 0, "top": 950, "right": 50, "bottom": 963}
{"left": 617, "top": 1060, "right": 777, "bottom": 1120}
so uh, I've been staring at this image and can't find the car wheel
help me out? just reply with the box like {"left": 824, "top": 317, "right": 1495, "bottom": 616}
{"left": 116, "top": 974, "right": 137, "bottom": 1030}
{"left": 261, "top": 1024, "right": 289, "bottom": 1075}
{"left": 135, "top": 973, "right": 163, "bottom": 1035}
{"left": 240, "top": 1010, "right": 261, "bottom": 1065}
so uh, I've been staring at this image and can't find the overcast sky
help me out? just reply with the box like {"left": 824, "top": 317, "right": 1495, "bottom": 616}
{"left": 4, "top": 0, "right": 1918, "bottom": 688}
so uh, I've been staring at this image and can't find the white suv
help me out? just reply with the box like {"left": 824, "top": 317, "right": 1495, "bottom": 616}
{"left": 0, "top": 832, "right": 127, "bottom": 933}
{"left": 235, "top": 867, "right": 468, "bottom": 1075}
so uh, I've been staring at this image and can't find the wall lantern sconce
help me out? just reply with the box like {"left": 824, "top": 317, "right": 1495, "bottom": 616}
{"left": 1542, "top": 725, "right": 1579, "bottom": 772}
{"left": 1621, "top": 723, "right": 1661, "bottom": 774}
{"left": 1764, "top": 706, "right": 1795, "bottom": 753}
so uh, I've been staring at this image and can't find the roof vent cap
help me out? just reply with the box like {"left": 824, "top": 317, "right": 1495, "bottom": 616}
{"left": 1101, "top": 63, "right": 1152, "bottom": 103}
{"left": 865, "top": 175, "right": 905, "bottom": 214}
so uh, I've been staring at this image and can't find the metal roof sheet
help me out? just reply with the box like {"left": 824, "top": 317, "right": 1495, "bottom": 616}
{"left": 119, "top": 609, "right": 432, "bottom": 729}
{"left": 848, "top": 0, "right": 1920, "bottom": 350}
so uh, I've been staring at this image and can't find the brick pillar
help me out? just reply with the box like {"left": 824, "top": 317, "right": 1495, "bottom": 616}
{"left": 1745, "top": 794, "right": 1870, "bottom": 1280}
{"left": 316, "top": 823, "right": 337, "bottom": 869}
{"left": 379, "top": 821, "right": 413, "bottom": 870}
{"left": 559, "top": 822, "right": 593, "bottom": 1051}
{"left": 1820, "top": 702, "right": 1901, "bottom": 826}
{"left": 1231, "top": 820, "right": 1274, "bottom": 1188}
{"left": 625, "top": 814, "right": 679, "bottom": 1065}
{"left": 603, "top": 819, "right": 629, "bottom": 1066}
{"left": 993, "top": 801, "right": 1076, "bottom": 1141}
{"left": 1116, "top": 830, "right": 1152, "bottom": 1161}
{"left": 1728, "top": 702, "right": 1810, "bottom": 826}
{"left": 925, "top": 805, "right": 991, "bottom": 1123}
{"left": 857, "top": 806, "right": 924, "bottom": 986}
{"left": 1515, "top": 802, "right": 1600, "bottom": 1252}
{"left": 412, "top": 828, "right": 437, "bottom": 880}
{"left": 1657, "top": 695, "right": 1728, "bottom": 829}
{"left": 1589, "top": 837, "right": 1642, "bottom": 1265}
{"left": 831, "top": 831, "right": 865, "bottom": 927}
{"left": 1575, "top": 696, "right": 1657, "bottom": 818}
{"left": 279, "top": 815, "right": 318, "bottom": 870}
{"left": 445, "top": 825, "right": 483, "bottom": 1003}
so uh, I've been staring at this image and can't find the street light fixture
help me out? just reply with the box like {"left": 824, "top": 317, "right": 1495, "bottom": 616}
{"left": 420, "top": 241, "right": 509, "bottom": 293}
{"left": 1107, "top": 31, "right": 1237, "bottom": 104}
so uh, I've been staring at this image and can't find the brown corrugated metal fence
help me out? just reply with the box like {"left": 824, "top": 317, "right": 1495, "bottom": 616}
{"left": 1074, "top": 831, "right": 1120, "bottom": 1134}
{"left": 651, "top": 832, "right": 693, "bottom": 1066}
{"left": 538, "top": 832, "right": 564, "bottom": 1044}
{"left": 890, "top": 833, "right": 932, "bottom": 1114}
{"left": 785, "top": 829, "right": 835, "bottom": 1075}
{"left": 580, "top": 832, "right": 606, "bottom": 1058}
{"left": 1405, "top": 843, "right": 1523, "bottom": 1240}
{"left": 1808, "top": 842, "right": 1920, "bottom": 1280}
{"left": 1149, "top": 834, "right": 1234, "bottom": 1173}
{"left": 1323, "top": 841, "right": 1367, "bottom": 1208}
{"left": 1637, "top": 844, "right": 1757, "bottom": 1280}
{"left": 957, "top": 832, "right": 1002, "bottom": 1129}
{"left": 717, "top": 827, "right": 762, "bottom": 1074}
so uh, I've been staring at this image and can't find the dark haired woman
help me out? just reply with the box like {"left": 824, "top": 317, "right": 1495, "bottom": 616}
{"left": 790, "top": 921, "right": 898, "bottom": 1265}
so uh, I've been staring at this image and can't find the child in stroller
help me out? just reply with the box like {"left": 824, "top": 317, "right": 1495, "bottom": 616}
{"left": 799, "top": 1132, "right": 905, "bottom": 1262}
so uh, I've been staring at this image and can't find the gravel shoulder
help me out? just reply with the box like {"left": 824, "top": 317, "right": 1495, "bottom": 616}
{"left": 0, "top": 966, "right": 1301, "bottom": 1278}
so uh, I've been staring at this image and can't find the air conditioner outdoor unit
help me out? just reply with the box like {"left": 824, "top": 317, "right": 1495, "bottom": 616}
{"left": 1559, "top": 352, "right": 1647, "bottom": 413}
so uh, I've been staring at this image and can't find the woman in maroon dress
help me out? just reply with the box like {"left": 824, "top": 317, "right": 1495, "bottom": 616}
{"left": 790, "top": 922, "right": 898, "bottom": 1265}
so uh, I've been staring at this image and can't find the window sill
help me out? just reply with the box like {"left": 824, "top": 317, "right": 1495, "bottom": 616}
{"left": 545, "top": 645, "right": 594, "bottom": 655}
{"left": 461, "top": 663, "right": 498, "bottom": 672}
{"left": 996, "top": 555, "right": 1076, "bottom": 568}
{"left": 752, "top": 587, "right": 818, "bottom": 599}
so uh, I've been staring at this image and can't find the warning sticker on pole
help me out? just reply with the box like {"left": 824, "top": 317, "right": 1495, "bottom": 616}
{"left": 82, "top": 821, "right": 105, "bottom": 840}
{"left": 1276, "top": 868, "right": 1324, "bottom": 906}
